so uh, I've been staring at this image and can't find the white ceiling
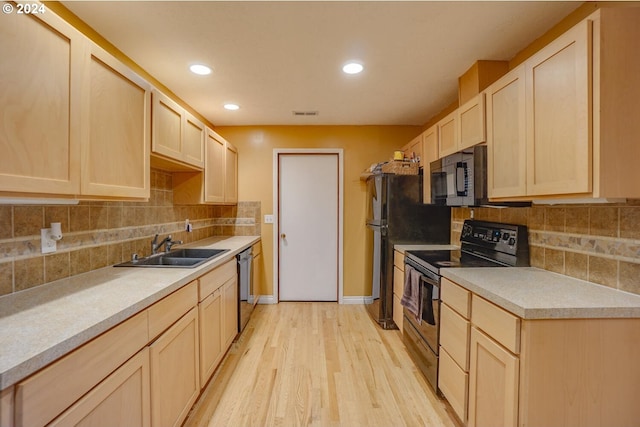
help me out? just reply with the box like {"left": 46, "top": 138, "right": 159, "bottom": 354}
{"left": 61, "top": 1, "right": 582, "bottom": 127}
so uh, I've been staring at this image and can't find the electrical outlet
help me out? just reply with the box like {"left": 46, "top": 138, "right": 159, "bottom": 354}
{"left": 264, "top": 215, "right": 274, "bottom": 224}
{"left": 41, "top": 228, "right": 56, "bottom": 254}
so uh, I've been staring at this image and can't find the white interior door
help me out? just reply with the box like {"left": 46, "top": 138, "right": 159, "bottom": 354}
{"left": 278, "top": 153, "right": 338, "bottom": 301}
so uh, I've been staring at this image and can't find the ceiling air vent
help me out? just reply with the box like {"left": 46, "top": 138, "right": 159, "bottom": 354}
{"left": 292, "top": 110, "right": 319, "bottom": 116}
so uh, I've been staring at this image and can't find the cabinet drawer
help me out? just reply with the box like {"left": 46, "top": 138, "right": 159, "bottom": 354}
{"left": 393, "top": 266, "right": 404, "bottom": 298}
{"left": 441, "top": 278, "right": 471, "bottom": 318}
{"left": 15, "top": 311, "right": 149, "bottom": 427}
{"left": 440, "top": 303, "right": 471, "bottom": 370}
{"left": 439, "top": 348, "right": 468, "bottom": 424}
{"left": 471, "top": 295, "right": 520, "bottom": 354}
{"left": 393, "top": 250, "right": 405, "bottom": 270}
{"left": 199, "top": 259, "right": 236, "bottom": 301}
{"left": 148, "top": 281, "right": 197, "bottom": 339}
{"left": 252, "top": 242, "right": 262, "bottom": 257}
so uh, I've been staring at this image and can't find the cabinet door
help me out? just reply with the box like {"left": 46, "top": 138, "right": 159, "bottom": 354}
{"left": 50, "top": 348, "right": 150, "bottom": 427}
{"left": 198, "top": 290, "right": 223, "bottom": 387}
{"left": 0, "top": 11, "right": 82, "bottom": 195}
{"left": 487, "top": 67, "right": 527, "bottom": 198}
{"left": 183, "top": 112, "right": 205, "bottom": 168}
{"left": 468, "top": 327, "right": 519, "bottom": 427}
{"left": 225, "top": 142, "right": 238, "bottom": 204}
{"left": 525, "top": 19, "right": 591, "bottom": 196}
{"left": 422, "top": 126, "right": 438, "bottom": 204}
{"left": 150, "top": 307, "right": 200, "bottom": 427}
{"left": 252, "top": 251, "right": 263, "bottom": 302}
{"left": 151, "top": 90, "right": 183, "bottom": 162}
{"left": 81, "top": 43, "right": 150, "bottom": 199}
{"left": 204, "top": 129, "right": 226, "bottom": 203}
{"left": 222, "top": 276, "right": 238, "bottom": 349}
{"left": 459, "top": 93, "right": 486, "bottom": 150}
{"left": 439, "top": 348, "right": 468, "bottom": 424}
{"left": 405, "top": 135, "right": 423, "bottom": 166}
{"left": 438, "top": 110, "right": 459, "bottom": 157}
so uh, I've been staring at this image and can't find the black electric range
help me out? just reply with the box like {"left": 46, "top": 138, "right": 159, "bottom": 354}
{"left": 401, "top": 219, "right": 530, "bottom": 392}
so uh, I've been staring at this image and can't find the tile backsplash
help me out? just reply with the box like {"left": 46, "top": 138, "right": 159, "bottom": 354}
{"left": 0, "top": 169, "right": 260, "bottom": 296}
{"left": 452, "top": 200, "right": 640, "bottom": 295}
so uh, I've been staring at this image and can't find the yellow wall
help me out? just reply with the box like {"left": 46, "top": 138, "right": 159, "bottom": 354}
{"left": 214, "top": 125, "right": 421, "bottom": 297}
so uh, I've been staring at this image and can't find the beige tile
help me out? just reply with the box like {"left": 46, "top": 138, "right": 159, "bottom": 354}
{"left": 500, "top": 208, "right": 528, "bottom": 226}
{"left": 14, "top": 206, "right": 44, "bottom": 237}
{"left": 0, "top": 261, "right": 13, "bottom": 296}
{"left": 564, "top": 251, "right": 588, "bottom": 281}
{"left": 70, "top": 249, "right": 91, "bottom": 276}
{"left": 90, "top": 246, "right": 109, "bottom": 270}
{"left": 544, "top": 248, "right": 565, "bottom": 274}
{"left": 529, "top": 246, "right": 544, "bottom": 268}
{"left": 589, "top": 207, "right": 618, "bottom": 237}
{"left": 91, "top": 205, "right": 109, "bottom": 230}
{"left": 122, "top": 206, "right": 136, "bottom": 227}
{"left": 474, "top": 207, "right": 500, "bottom": 222}
{"left": 107, "top": 243, "right": 123, "bottom": 265}
{"left": 545, "top": 208, "right": 565, "bottom": 232}
{"left": 45, "top": 252, "right": 70, "bottom": 283}
{"left": 565, "top": 207, "right": 589, "bottom": 235}
{"left": 44, "top": 206, "right": 69, "bottom": 233}
{"left": 588, "top": 256, "right": 618, "bottom": 288}
{"left": 70, "top": 205, "right": 91, "bottom": 232}
{"left": 527, "top": 207, "right": 545, "bottom": 231}
{"left": 0, "top": 206, "right": 12, "bottom": 239}
{"left": 619, "top": 262, "right": 640, "bottom": 295}
{"left": 15, "top": 257, "right": 44, "bottom": 291}
{"left": 620, "top": 207, "right": 640, "bottom": 240}
{"left": 108, "top": 206, "right": 123, "bottom": 229}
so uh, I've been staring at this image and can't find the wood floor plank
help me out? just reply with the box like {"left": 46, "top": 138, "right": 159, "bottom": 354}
{"left": 185, "top": 303, "right": 456, "bottom": 427}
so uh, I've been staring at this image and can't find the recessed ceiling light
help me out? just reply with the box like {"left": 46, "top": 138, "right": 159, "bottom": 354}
{"left": 224, "top": 103, "right": 240, "bottom": 111}
{"left": 189, "top": 64, "right": 212, "bottom": 75}
{"left": 342, "top": 62, "right": 364, "bottom": 74}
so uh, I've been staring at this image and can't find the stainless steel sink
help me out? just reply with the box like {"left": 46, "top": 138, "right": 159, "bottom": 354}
{"left": 114, "top": 248, "right": 229, "bottom": 268}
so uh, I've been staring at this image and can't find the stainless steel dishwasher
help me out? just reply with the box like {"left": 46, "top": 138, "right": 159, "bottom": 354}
{"left": 237, "top": 247, "right": 254, "bottom": 333}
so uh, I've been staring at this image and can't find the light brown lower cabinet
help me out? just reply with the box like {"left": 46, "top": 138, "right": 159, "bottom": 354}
{"left": 199, "top": 289, "right": 223, "bottom": 386}
{"left": 439, "top": 277, "right": 640, "bottom": 427}
{"left": 49, "top": 348, "right": 151, "bottom": 427}
{"left": 222, "top": 276, "right": 239, "bottom": 349}
{"left": 467, "top": 327, "right": 519, "bottom": 427}
{"left": 150, "top": 307, "right": 200, "bottom": 427}
{"left": 392, "top": 250, "right": 405, "bottom": 332}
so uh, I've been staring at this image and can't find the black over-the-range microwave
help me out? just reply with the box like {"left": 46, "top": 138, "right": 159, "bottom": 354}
{"left": 429, "top": 145, "right": 529, "bottom": 207}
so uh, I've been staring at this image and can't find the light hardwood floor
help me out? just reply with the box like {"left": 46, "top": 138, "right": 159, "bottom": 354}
{"left": 185, "top": 303, "right": 457, "bottom": 427}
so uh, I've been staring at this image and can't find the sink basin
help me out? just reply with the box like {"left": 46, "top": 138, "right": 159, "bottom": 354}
{"left": 114, "top": 248, "right": 229, "bottom": 268}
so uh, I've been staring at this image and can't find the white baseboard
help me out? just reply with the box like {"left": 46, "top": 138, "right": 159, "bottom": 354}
{"left": 340, "top": 296, "right": 373, "bottom": 305}
{"left": 257, "top": 295, "right": 277, "bottom": 304}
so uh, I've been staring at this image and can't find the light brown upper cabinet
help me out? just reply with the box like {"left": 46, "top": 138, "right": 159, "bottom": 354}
{"left": 173, "top": 129, "right": 238, "bottom": 205}
{"left": 422, "top": 126, "right": 438, "bottom": 204}
{"left": 80, "top": 43, "right": 151, "bottom": 199}
{"left": 151, "top": 90, "right": 205, "bottom": 170}
{"left": 488, "top": 8, "right": 640, "bottom": 201}
{"left": 437, "top": 110, "right": 459, "bottom": 158}
{"left": 403, "top": 134, "right": 423, "bottom": 166}
{"left": 0, "top": 11, "right": 150, "bottom": 201}
{"left": 437, "top": 93, "right": 487, "bottom": 159}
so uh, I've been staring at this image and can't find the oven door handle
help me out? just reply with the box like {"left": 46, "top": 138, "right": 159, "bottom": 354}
{"left": 420, "top": 276, "right": 437, "bottom": 326}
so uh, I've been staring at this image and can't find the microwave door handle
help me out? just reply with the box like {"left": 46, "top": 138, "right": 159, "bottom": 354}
{"left": 456, "top": 162, "right": 467, "bottom": 196}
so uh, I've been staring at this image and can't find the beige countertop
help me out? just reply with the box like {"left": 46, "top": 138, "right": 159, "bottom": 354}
{"left": 441, "top": 267, "right": 640, "bottom": 320}
{"left": 0, "top": 235, "right": 259, "bottom": 390}
{"left": 393, "top": 244, "right": 459, "bottom": 254}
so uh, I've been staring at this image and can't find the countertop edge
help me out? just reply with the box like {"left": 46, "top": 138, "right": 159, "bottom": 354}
{"left": 0, "top": 235, "right": 260, "bottom": 390}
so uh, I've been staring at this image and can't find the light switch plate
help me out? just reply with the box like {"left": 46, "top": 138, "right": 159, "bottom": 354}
{"left": 264, "top": 215, "right": 274, "bottom": 224}
{"left": 41, "top": 228, "right": 56, "bottom": 254}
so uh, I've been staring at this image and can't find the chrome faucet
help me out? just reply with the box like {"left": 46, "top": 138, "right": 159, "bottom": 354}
{"left": 151, "top": 234, "right": 182, "bottom": 255}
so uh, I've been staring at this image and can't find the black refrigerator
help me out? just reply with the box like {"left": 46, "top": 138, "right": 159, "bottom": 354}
{"left": 364, "top": 173, "right": 450, "bottom": 329}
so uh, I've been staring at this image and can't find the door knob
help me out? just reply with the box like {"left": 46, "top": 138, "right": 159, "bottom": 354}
{"left": 280, "top": 233, "right": 286, "bottom": 239}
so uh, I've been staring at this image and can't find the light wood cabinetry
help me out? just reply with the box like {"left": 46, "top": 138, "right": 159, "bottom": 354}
{"left": 0, "top": 10, "right": 150, "bottom": 200}
{"left": 458, "top": 94, "right": 486, "bottom": 151}
{"left": 149, "top": 307, "right": 200, "bottom": 427}
{"left": 488, "top": 9, "right": 640, "bottom": 200}
{"left": 222, "top": 275, "right": 239, "bottom": 349}
{"left": 252, "top": 242, "right": 263, "bottom": 301}
{"left": 1, "top": 387, "right": 13, "bottom": 427}
{"left": 81, "top": 43, "right": 151, "bottom": 199}
{"left": 438, "top": 110, "right": 459, "bottom": 158}
{"left": 392, "top": 250, "right": 405, "bottom": 332}
{"left": 151, "top": 90, "right": 204, "bottom": 170}
{"left": 198, "top": 259, "right": 237, "bottom": 387}
{"left": 468, "top": 326, "right": 519, "bottom": 427}
{"left": 49, "top": 348, "right": 151, "bottom": 427}
{"left": 14, "top": 311, "right": 149, "bottom": 427}
{"left": 403, "top": 134, "right": 423, "bottom": 166}
{"left": 422, "top": 126, "right": 438, "bottom": 204}
{"left": 439, "top": 276, "right": 640, "bottom": 427}
{"left": 173, "top": 129, "right": 239, "bottom": 205}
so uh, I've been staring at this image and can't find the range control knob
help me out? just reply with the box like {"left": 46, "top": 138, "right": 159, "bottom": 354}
{"left": 508, "top": 237, "right": 516, "bottom": 246}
